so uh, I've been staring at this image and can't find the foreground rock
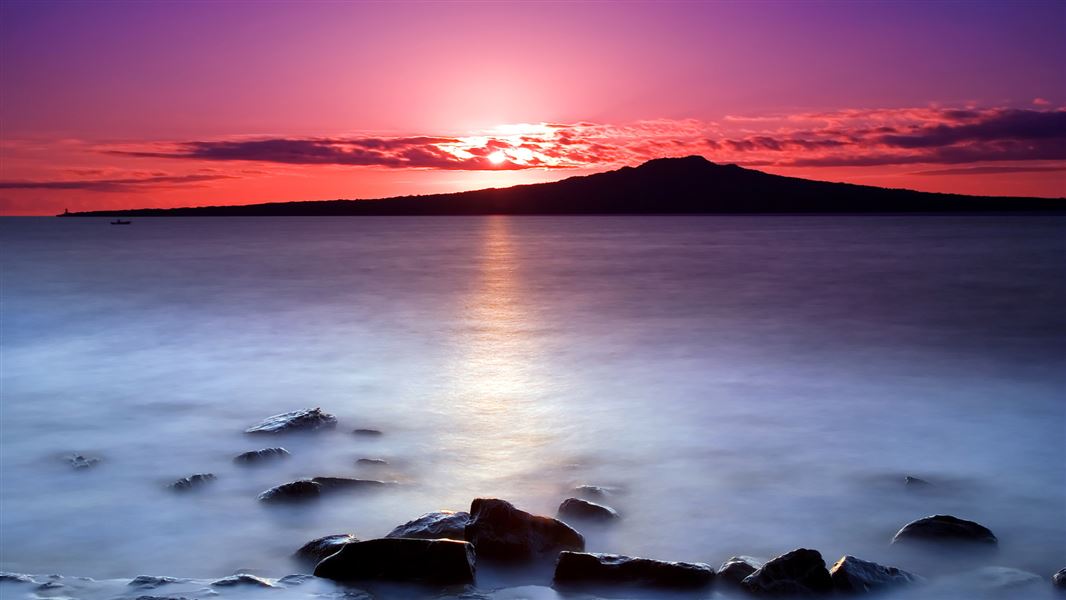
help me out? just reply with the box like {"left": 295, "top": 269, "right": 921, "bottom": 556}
{"left": 742, "top": 548, "right": 833, "bottom": 596}
{"left": 211, "top": 573, "right": 276, "bottom": 588}
{"left": 1054, "top": 568, "right": 1066, "bottom": 588}
{"left": 558, "top": 498, "right": 619, "bottom": 522}
{"left": 66, "top": 454, "right": 100, "bottom": 469}
{"left": 829, "top": 555, "right": 920, "bottom": 594}
{"left": 168, "top": 473, "right": 215, "bottom": 491}
{"left": 258, "top": 477, "right": 388, "bottom": 503}
{"left": 554, "top": 551, "right": 714, "bottom": 589}
{"left": 718, "top": 556, "right": 764, "bottom": 586}
{"left": 465, "top": 498, "right": 585, "bottom": 560}
{"left": 245, "top": 408, "right": 337, "bottom": 434}
{"left": 314, "top": 538, "right": 475, "bottom": 584}
{"left": 294, "top": 534, "right": 358, "bottom": 564}
{"left": 386, "top": 511, "right": 470, "bottom": 540}
{"left": 234, "top": 447, "right": 290, "bottom": 464}
{"left": 891, "top": 515, "right": 997, "bottom": 545}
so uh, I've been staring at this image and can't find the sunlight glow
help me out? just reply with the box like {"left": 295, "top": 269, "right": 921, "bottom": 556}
{"left": 488, "top": 151, "right": 507, "bottom": 164}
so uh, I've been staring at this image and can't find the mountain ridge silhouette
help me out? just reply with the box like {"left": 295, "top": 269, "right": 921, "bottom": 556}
{"left": 60, "top": 156, "right": 1065, "bottom": 216}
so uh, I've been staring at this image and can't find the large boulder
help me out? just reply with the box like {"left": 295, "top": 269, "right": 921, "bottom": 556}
{"left": 258, "top": 477, "right": 386, "bottom": 503}
{"left": 386, "top": 511, "right": 470, "bottom": 540}
{"left": 464, "top": 498, "right": 585, "bottom": 560}
{"left": 234, "top": 447, "right": 290, "bottom": 464}
{"left": 717, "top": 556, "right": 764, "bottom": 586}
{"left": 293, "top": 534, "right": 358, "bottom": 565}
{"left": 554, "top": 551, "right": 714, "bottom": 589}
{"left": 891, "top": 515, "right": 997, "bottom": 545}
{"left": 168, "top": 473, "right": 215, "bottom": 491}
{"left": 1053, "top": 568, "right": 1066, "bottom": 589}
{"left": 829, "top": 555, "right": 920, "bottom": 593}
{"left": 742, "top": 548, "right": 833, "bottom": 596}
{"left": 245, "top": 408, "right": 337, "bottom": 434}
{"left": 557, "top": 498, "right": 619, "bottom": 522}
{"left": 314, "top": 538, "right": 475, "bottom": 584}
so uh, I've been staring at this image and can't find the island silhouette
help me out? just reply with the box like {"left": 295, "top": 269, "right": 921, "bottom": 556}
{"left": 60, "top": 156, "right": 1064, "bottom": 216}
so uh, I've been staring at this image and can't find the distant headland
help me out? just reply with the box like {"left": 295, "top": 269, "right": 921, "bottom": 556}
{"left": 58, "top": 156, "right": 1065, "bottom": 216}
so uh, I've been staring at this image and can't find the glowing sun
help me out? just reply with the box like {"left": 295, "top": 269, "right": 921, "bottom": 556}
{"left": 488, "top": 150, "right": 507, "bottom": 164}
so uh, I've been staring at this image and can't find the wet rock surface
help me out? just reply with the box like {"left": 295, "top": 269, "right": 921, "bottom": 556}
{"left": 168, "top": 473, "right": 215, "bottom": 491}
{"left": 234, "top": 447, "right": 290, "bottom": 464}
{"left": 386, "top": 510, "right": 470, "bottom": 540}
{"left": 553, "top": 551, "right": 714, "bottom": 589}
{"left": 717, "top": 556, "right": 764, "bottom": 585}
{"left": 891, "top": 514, "right": 997, "bottom": 545}
{"left": 742, "top": 548, "right": 833, "bottom": 596}
{"left": 464, "top": 498, "right": 585, "bottom": 560}
{"left": 557, "top": 497, "right": 619, "bottom": 522}
{"left": 1054, "top": 568, "right": 1066, "bottom": 588}
{"left": 829, "top": 555, "right": 920, "bottom": 593}
{"left": 128, "top": 575, "right": 187, "bottom": 588}
{"left": 314, "top": 538, "right": 476, "bottom": 584}
{"left": 293, "top": 534, "right": 358, "bottom": 565}
{"left": 210, "top": 573, "right": 277, "bottom": 588}
{"left": 245, "top": 408, "right": 337, "bottom": 434}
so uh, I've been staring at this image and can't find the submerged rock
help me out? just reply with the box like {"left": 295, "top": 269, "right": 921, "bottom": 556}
{"left": 742, "top": 548, "right": 833, "bottom": 596}
{"left": 258, "top": 480, "right": 322, "bottom": 503}
{"left": 717, "top": 556, "right": 764, "bottom": 586}
{"left": 464, "top": 498, "right": 584, "bottom": 560}
{"left": 386, "top": 510, "right": 470, "bottom": 540}
{"left": 1052, "top": 568, "right": 1066, "bottom": 588}
{"left": 572, "top": 485, "right": 618, "bottom": 499}
{"left": 168, "top": 473, "right": 215, "bottom": 491}
{"left": 245, "top": 408, "right": 337, "bottom": 434}
{"left": 234, "top": 447, "right": 290, "bottom": 464}
{"left": 891, "top": 515, "right": 997, "bottom": 545}
{"left": 352, "top": 428, "right": 383, "bottom": 436}
{"left": 314, "top": 538, "right": 475, "bottom": 584}
{"left": 258, "top": 477, "right": 387, "bottom": 503}
{"left": 356, "top": 458, "right": 387, "bottom": 466}
{"left": 210, "top": 573, "right": 276, "bottom": 588}
{"left": 905, "top": 475, "right": 931, "bottom": 487}
{"left": 554, "top": 551, "right": 713, "bottom": 589}
{"left": 558, "top": 498, "right": 619, "bottom": 522}
{"left": 294, "top": 534, "right": 358, "bottom": 564}
{"left": 128, "top": 575, "right": 187, "bottom": 588}
{"left": 962, "top": 566, "right": 1043, "bottom": 592}
{"left": 66, "top": 454, "right": 100, "bottom": 469}
{"left": 829, "top": 555, "right": 920, "bottom": 594}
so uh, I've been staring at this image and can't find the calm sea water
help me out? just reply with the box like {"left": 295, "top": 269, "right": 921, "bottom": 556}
{"left": 1, "top": 216, "right": 1064, "bottom": 599}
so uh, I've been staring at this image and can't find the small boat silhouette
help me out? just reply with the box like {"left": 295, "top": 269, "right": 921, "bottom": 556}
{"left": 110, "top": 219, "right": 132, "bottom": 225}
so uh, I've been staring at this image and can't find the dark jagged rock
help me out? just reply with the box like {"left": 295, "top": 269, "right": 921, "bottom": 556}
{"left": 258, "top": 480, "right": 322, "bottom": 503}
{"left": 829, "top": 555, "right": 920, "bottom": 593}
{"left": 356, "top": 458, "right": 387, "bottom": 466}
{"left": 386, "top": 511, "right": 470, "bottom": 540}
{"left": 717, "top": 556, "right": 764, "bottom": 586}
{"left": 234, "top": 447, "right": 290, "bottom": 464}
{"left": 66, "top": 454, "right": 100, "bottom": 469}
{"left": 558, "top": 497, "right": 619, "bottom": 522}
{"left": 352, "top": 428, "right": 383, "bottom": 436}
{"left": 294, "top": 534, "right": 358, "bottom": 564}
{"left": 210, "top": 574, "right": 276, "bottom": 588}
{"left": 1052, "top": 568, "right": 1066, "bottom": 588}
{"left": 258, "top": 477, "right": 386, "bottom": 503}
{"left": 245, "top": 408, "right": 337, "bottom": 434}
{"left": 891, "top": 515, "right": 997, "bottom": 545}
{"left": 168, "top": 473, "right": 215, "bottom": 491}
{"left": 128, "top": 575, "right": 187, "bottom": 588}
{"left": 464, "top": 498, "right": 584, "bottom": 560}
{"left": 0, "top": 572, "right": 35, "bottom": 583}
{"left": 742, "top": 548, "right": 833, "bottom": 596}
{"left": 314, "top": 538, "right": 475, "bottom": 584}
{"left": 554, "top": 551, "right": 714, "bottom": 589}
{"left": 905, "top": 476, "right": 931, "bottom": 487}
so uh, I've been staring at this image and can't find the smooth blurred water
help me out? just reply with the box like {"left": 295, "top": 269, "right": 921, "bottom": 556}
{"left": 1, "top": 215, "right": 1063, "bottom": 598}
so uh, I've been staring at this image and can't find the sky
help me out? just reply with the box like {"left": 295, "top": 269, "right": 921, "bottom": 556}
{"left": 1, "top": 0, "right": 1064, "bottom": 215}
